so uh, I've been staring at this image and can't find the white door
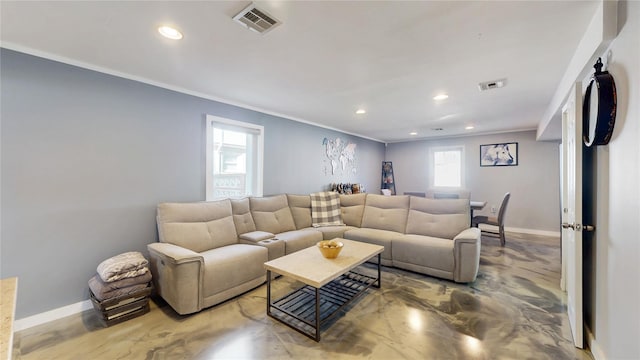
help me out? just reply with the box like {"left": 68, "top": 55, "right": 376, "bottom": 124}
{"left": 561, "top": 82, "right": 583, "bottom": 348}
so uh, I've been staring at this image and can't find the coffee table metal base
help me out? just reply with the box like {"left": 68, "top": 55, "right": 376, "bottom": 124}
{"left": 266, "top": 254, "right": 381, "bottom": 341}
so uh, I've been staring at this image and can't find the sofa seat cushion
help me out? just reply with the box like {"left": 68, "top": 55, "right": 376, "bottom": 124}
{"left": 343, "top": 228, "right": 398, "bottom": 263}
{"left": 311, "top": 225, "right": 355, "bottom": 240}
{"left": 276, "top": 229, "right": 323, "bottom": 254}
{"left": 201, "top": 244, "right": 267, "bottom": 298}
{"left": 392, "top": 234, "right": 454, "bottom": 272}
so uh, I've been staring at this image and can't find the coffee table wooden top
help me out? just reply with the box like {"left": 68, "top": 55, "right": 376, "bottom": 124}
{"left": 264, "top": 239, "right": 383, "bottom": 288}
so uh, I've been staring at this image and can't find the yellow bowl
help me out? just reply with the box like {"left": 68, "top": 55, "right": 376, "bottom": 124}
{"left": 317, "top": 240, "right": 344, "bottom": 259}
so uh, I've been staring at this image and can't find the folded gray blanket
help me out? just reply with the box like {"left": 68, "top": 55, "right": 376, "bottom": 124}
{"left": 97, "top": 251, "right": 149, "bottom": 282}
{"left": 89, "top": 272, "right": 152, "bottom": 301}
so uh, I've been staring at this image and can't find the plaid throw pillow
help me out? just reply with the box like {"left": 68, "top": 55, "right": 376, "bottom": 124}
{"left": 310, "top": 191, "right": 344, "bottom": 227}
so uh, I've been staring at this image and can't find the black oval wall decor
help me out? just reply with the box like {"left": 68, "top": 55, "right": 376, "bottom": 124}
{"left": 583, "top": 57, "right": 617, "bottom": 146}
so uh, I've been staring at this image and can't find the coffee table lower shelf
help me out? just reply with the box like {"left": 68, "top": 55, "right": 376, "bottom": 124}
{"left": 267, "top": 269, "right": 379, "bottom": 341}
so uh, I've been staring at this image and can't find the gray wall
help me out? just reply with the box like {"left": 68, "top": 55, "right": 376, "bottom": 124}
{"left": 261, "top": 118, "right": 382, "bottom": 195}
{"left": 386, "top": 131, "right": 561, "bottom": 232}
{"left": 0, "top": 49, "right": 385, "bottom": 318}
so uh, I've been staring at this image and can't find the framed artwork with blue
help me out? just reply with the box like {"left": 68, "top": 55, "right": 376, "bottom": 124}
{"left": 480, "top": 142, "right": 518, "bottom": 166}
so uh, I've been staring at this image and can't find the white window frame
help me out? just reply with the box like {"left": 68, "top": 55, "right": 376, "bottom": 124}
{"left": 428, "top": 145, "right": 465, "bottom": 189}
{"left": 205, "top": 115, "right": 264, "bottom": 200}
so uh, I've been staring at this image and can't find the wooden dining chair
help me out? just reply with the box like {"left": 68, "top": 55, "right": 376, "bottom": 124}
{"left": 472, "top": 192, "right": 511, "bottom": 246}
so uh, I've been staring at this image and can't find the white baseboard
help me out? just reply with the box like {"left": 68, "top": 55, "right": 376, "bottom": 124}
{"left": 14, "top": 300, "right": 93, "bottom": 332}
{"left": 478, "top": 224, "right": 560, "bottom": 237}
{"left": 585, "top": 326, "right": 606, "bottom": 360}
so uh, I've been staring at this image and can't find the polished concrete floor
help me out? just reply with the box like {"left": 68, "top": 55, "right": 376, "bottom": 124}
{"left": 14, "top": 233, "right": 592, "bottom": 359}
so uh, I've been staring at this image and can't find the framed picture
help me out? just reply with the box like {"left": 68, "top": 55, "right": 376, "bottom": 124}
{"left": 480, "top": 142, "right": 518, "bottom": 166}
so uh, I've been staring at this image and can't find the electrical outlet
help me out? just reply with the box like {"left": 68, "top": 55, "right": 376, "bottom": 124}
{"left": 490, "top": 206, "right": 497, "bottom": 214}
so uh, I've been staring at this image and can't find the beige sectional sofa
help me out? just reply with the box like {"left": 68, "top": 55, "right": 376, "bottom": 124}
{"left": 148, "top": 193, "right": 481, "bottom": 315}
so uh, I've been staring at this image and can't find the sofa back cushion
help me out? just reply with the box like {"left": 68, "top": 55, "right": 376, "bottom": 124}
{"left": 230, "top": 198, "right": 257, "bottom": 235}
{"left": 361, "top": 194, "right": 410, "bottom": 233}
{"left": 250, "top": 195, "right": 297, "bottom": 234}
{"left": 405, "top": 197, "right": 470, "bottom": 239}
{"left": 340, "top": 193, "right": 367, "bottom": 227}
{"left": 157, "top": 200, "right": 238, "bottom": 253}
{"left": 287, "top": 194, "right": 313, "bottom": 229}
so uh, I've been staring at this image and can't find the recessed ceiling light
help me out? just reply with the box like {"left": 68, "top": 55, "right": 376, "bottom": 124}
{"left": 158, "top": 26, "right": 183, "bottom": 40}
{"left": 465, "top": 125, "right": 475, "bottom": 130}
{"left": 409, "top": 132, "right": 418, "bottom": 136}
{"left": 355, "top": 109, "right": 366, "bottom": 115}
{"left": 433, "top": 94, "right": 449, "bottom": 101}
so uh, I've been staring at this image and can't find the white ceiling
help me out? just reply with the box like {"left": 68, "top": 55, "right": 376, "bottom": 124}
{"left": 1, "top": 1, "right": 600, "bottom": 143}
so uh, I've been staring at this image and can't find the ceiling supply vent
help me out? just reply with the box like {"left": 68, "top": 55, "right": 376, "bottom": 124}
{"left": 478, "top": 78, "right": 507, "bottom": 91}
{"left": 233, "top": 3, "right": 281, "bottom": 34}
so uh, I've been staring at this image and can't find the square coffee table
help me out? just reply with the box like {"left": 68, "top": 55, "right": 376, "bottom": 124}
{"left": 264, "top": 239, "right": 383, "bottom": 341}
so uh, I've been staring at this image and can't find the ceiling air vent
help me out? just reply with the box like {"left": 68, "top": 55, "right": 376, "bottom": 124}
{"left": 478, "top": 78, "right": 507, "bottom": 91}
{"left": 233, "top": 3, "right": 281, "bottom": 34}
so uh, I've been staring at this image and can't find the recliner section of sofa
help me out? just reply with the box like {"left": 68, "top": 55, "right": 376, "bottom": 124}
{"left": 148, "top": 192, "right": 481, "bottom": 315}
{"left": 148, "top": 200, "right": 268, "bottom": 315}
{"left": 392, "top": 196, "right": 480, "bottom": 282}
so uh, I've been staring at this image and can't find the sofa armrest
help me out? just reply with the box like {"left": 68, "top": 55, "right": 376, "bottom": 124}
{"left": 239, "top": 231, "right": 275, "bottom": 243}
{"left": 452, "top": 228, "right": 481, "bottom": 283}
{"left": 453, "top": 228, "right": 481, "bottom": 244}
{"left": 148, "top": 242, "right": 202, "bottom": 264}
{"left": 147, "top": 242, "right": 204, "bottom": 315}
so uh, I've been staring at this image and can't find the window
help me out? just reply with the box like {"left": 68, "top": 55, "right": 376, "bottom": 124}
{"left": 206, "top": 115, "right": 263, "bottom": 200}
{"left": 430, "top": 146, "right": 465, "bottom": 188}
